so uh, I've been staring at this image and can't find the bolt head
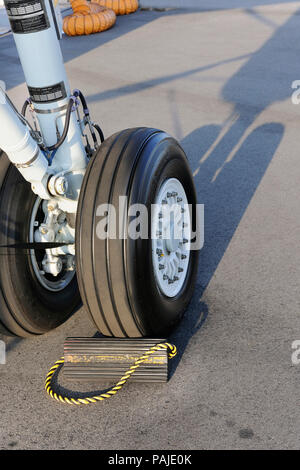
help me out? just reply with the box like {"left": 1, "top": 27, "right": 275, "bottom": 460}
{"left": 55, "top": 176, "right": 68, "bottom": 196}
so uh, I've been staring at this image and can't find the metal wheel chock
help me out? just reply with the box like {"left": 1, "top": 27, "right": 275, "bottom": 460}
{"left": 45, "top": 338, "right": 177, "bottom": 405}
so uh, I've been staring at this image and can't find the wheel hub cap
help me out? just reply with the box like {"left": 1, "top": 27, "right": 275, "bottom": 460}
{"left": 152, "top": 178, "right": 191, "bottom": 298}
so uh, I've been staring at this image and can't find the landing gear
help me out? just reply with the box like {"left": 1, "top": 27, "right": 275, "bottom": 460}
{"left": 0, "top": 1, "right": 198, "bottom": 339}
{"left": 76, "top": 128, "right": 199, "bottom": 337}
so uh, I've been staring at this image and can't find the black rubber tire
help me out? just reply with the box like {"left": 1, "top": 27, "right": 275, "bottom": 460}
{"left": 76, "top": 128, "right": 199, "bottom": 337}
{"left": 0, "top": 152, "right": 81, "bottom": 337}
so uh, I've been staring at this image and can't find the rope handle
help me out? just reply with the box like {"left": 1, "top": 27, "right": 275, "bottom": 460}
{"left": 45, "top": 342, "right": 177, "bottom": 405}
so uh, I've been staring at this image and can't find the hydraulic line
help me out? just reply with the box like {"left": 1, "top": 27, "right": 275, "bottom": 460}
{"left": 22, "top": 90, "right": 104, "bottom": 158}
{"left": 73, "top": 89, "right": 104, "bottom": 144}
{"left": 93, "top": 123, "right": 105, "bottom": 143}
{"left": 47, "top": 97, "right": 75, "bottom": 151}
{"left": 21, "top": 98, "right": 30, "bottom": 118}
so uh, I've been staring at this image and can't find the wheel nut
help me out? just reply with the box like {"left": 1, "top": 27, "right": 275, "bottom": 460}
{"left": 48, "top": 175, "right": 68, "bottom": 197}
{"left": 55, "top": 176, "right": 68, "bottom": 196}
{"left": 159, "top": 264, "right": 165, "bottom": 270}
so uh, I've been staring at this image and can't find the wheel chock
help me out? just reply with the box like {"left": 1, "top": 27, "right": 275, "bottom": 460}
{"left": 63, "top": 337, "right": 170, "bottom": 383}
{"left": 45, "top": 338, "right": 177, "bottom": 405}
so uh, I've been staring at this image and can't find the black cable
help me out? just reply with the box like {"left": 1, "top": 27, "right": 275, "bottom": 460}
{"left": 74, "top": 89, "right": 105, "bottom": 144}
{"left": 47, "top": 98, "right": 74, "bottom": 151}
{"left": 21, "top": 98, "right": 30, "bottom": 117}
{"left": 0, "top": 242, "right": 73, "bottom": 250}
{"left": 93, "top": 123, "right": 105, "bottom": 143}
{"left": 73, "top": 89, "right": 88, "bottom": 114}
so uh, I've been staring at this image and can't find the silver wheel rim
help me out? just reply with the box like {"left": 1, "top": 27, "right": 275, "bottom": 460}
{"left": 152, "top": 178, "right": 191, "bottom": 298}
{"left": 29, "top": 198, "right": 75, "bottom": 292}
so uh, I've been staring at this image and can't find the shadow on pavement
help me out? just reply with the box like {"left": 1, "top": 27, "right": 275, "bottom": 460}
{"left": 168, "top": 7, "right": 300, "bottom": 374}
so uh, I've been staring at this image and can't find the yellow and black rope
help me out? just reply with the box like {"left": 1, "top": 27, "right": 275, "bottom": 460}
{"left": 45, "top": 342, "right": 177, "bottom": 405}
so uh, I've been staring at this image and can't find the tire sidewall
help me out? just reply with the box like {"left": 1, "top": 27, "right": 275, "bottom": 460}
{"left": 126, "top": 136, "right": 199, "bottom": 335}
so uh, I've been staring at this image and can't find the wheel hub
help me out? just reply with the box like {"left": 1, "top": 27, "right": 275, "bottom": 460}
{"left": 29, "top": 198, "right": 76, "bottom": 292}
{"left": 152, "top": 178, "right": 191, "bottom": 298}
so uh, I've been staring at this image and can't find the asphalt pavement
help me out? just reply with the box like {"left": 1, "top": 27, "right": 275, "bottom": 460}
{"left": 0, "top": 0, "right": 299, "bottom": 450}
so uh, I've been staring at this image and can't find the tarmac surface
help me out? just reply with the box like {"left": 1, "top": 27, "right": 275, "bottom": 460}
{"left": 0, "top": 0, "right": 299, "bottom": 450}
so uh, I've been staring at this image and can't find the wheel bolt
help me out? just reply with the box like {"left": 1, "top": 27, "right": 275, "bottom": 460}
{"left": 181, "top": 254, "right": 187, "bottom": 259}
{"left": 183, "top": 238, "right": 188, "bottom": 244}
{"left": 163, "top": 274, "right": 168, "bottom": 280}
{"left": 178, "top": 267, "right": 184, "bottom": 272}
{"left": 177, "top": 197, "right": 182, "bottom": 202}
{"left": 159, "top": 264, "right": 165, "bottom": 270}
